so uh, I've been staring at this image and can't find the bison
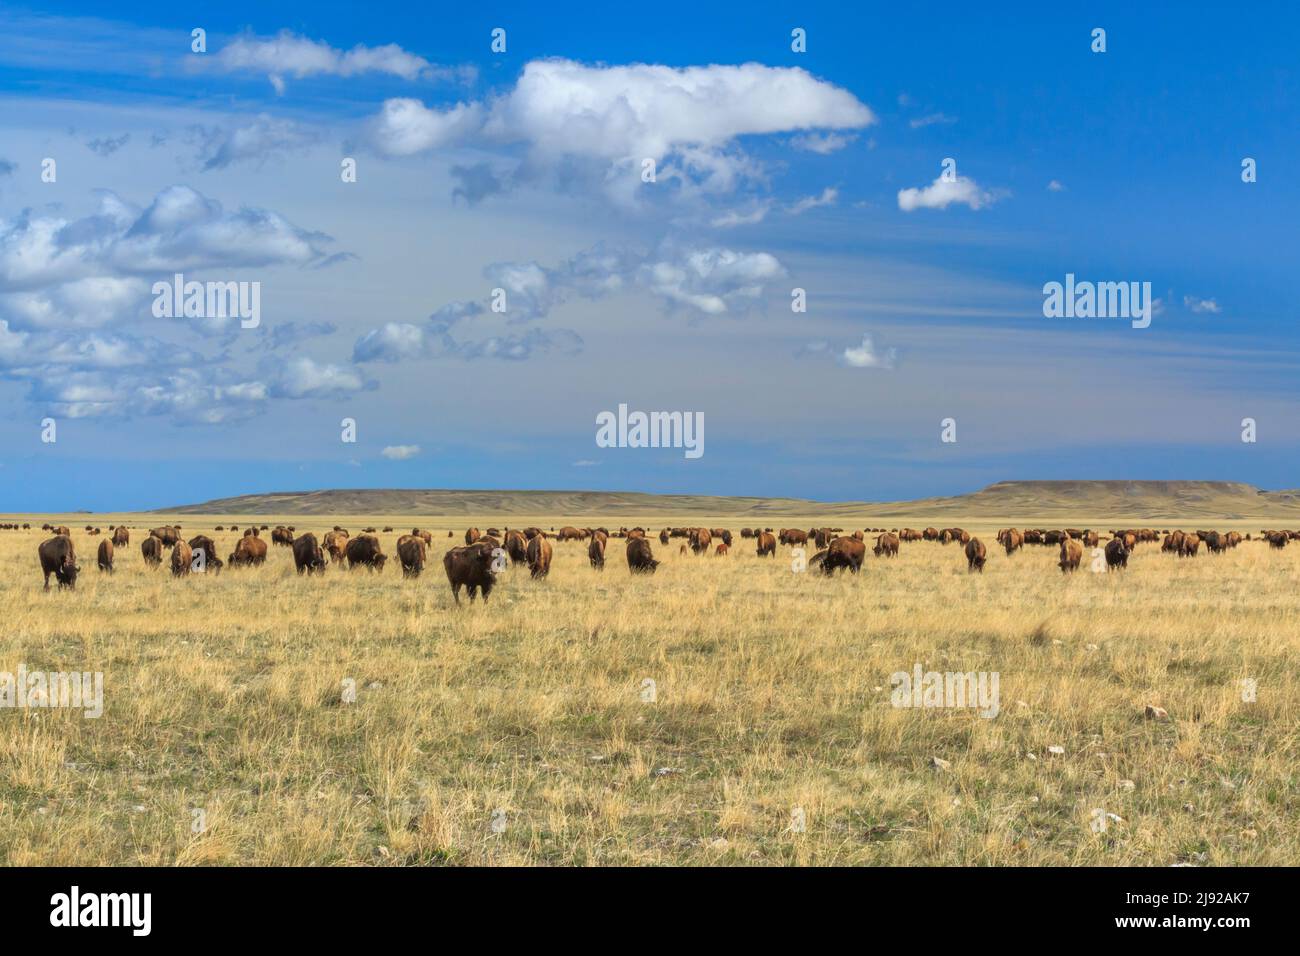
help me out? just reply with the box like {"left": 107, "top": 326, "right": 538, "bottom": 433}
{"left": 112, "top": 526, "right": 130, "bottom": 547}
{"left": 756, "top": 531, "right": 777, "bottom": 557}
{"left": 396, "top": 534, "right": 426, "bottom": 578}
{"left": 526, "top": 534, "right": 553, "bottom": 579}
{"left": 151, "top": 526, "right": 180, "bottom": 546}
{"left": 965, "top": 537, "right": 987, "bottom": 573}
{"left": 228, "top": 534, "right": 268, "bottom": 567}
{"left": 1105, "top": 537, "right": 1129, "bottom": 570}
{"left": 97, "top": 538, "right": 114, "bottom": 573}
{"left": 293, "top": 533, "right": 328, "bottom": 575}
{"left": 345, "top": 534, "right": 387, "bottom": 572}
{"left": 141, "top": 535, "right": 164, "bottom": 568}
{"left": 39, "top": 535, "right": 79, "bottom": 590}
{"left": 588, "top": 534, "right": 607, "bottom": 569}
{"left": 822, "top": 536, "right": 866, "bottom": 574}
{"left": 444, "top": 542, "right": 498, "bottom": 603}
{"left": 171, "top": 539, "right": 193, "bottom": 577}
{"left": 873, "top": 532, "right": 900, "bottom": 558}
{"left": 1059, "top": 538, "right": 1082, "bottom": 573}
{"left": 503, "top": 529, "right": 529, "bottom": 565}
{"left": 627, "top": 537, "right": 659, "bottom": 574}
{"left": 188, "top": 535, "right": 222, "bottom": 573}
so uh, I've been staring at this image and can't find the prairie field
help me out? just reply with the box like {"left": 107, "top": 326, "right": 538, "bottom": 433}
{"left": 1, "top": 514, "right": 1298, "bottom": 866}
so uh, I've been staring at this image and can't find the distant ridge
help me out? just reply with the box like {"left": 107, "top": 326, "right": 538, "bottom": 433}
{"left": 147, "top": 481, "right": 1300, "bottom": 520}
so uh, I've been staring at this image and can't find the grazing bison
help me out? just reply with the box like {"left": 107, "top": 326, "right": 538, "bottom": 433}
{"left": 271, "top": 526, "right": 294, "bottom": 547}
{"left": 715, "top": 543, "right": 729, "bottom": 556}
{"left": 345, "top": 534, "right": 387, "bottom": 572}
{"left": 188, "top": 535, "right": 222, "bottom": 573}
{"left": 171, "top": 539, "right": 193, "bottom": 577}
{"left": 1104, "top": 537, "right": 1129, "bottom": 570}
{"left": 141, "top": 535, "right": 164, "bottom": 568}
{"left": 588, "top": 534, "right": 607, "bottom": 569}
{"left": 293, "top": 533, "right": 328, "bottom": 575}
{"left": 151, "top": 526, "right": 180, "bottom": 546}
{"left": 873, "top": 532, "right": 900, "bottom": 558}
{"left": 228, "top": 534, "right": 268, "bottom": 567}
{"left": 53, "top": 525, "right": 71, "bottom": 537}
{"left": 1000, "top": 528, "right": 1023, "bottom": 555}
{"left": 659, "top": 528, "right": 670, "bottom": 545}
{"left": 822, "top": 536, "right": 866, "bottom": 574}
{"left": 411, "top": 528, "right": 433, "bottom": 545}
{"left": 526, "top": 534, "right": 553, "bottom": 579}
{"left": 97, "top": 538, "right": 114, "bottom": 573}
{"left": 396, "top": 534, "right": 427, "bottom": 578}
{"left": 1266, "top": 531, "right": 1288, "bottom": 549}
{"left": 465, "top": 527, "right": 481, "bottom": 545}
{"left": 112, "top": 526, "right": 130, "bottom": 547}
{"left": 1162, "top": 530, "right": 1185, "bottom": 552}
{"left": 689, "top": 527, "right": 712, "bottom": 555}
{"left": 443, "top": 542, "right": 498, "bottom": 603}
{"left": 1059, "top": 538, "right": 1083, "bottom": 573}
{"left": 965, "top": 537, "right": 987, "bottom": 573}
{"left": 626, "top": 537, "right": 659, "bottom": 574}
{"left": 780, "top": 528, "right": 809, "bottom": 546}
{"left": 1179, "top": 533, "right": 1201, "bottom": 557}
{"left": 39, "top": 535, "right": 79, "bottom": 590}
{"left": 243, "top": 527, "right": 259, "bottom": 538}
{"left": 556, "top": 526, "right": 586, "bottom": 542}
{"left": 756, "top": 531, "right": 777, "bottom": 557}
{"left": 503, "top": 529, "right": 529, "bottom": 565}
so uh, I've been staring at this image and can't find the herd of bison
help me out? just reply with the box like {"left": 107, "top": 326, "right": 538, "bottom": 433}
{"left": 24, "top": 519, "right": 1300, "bottom": 603}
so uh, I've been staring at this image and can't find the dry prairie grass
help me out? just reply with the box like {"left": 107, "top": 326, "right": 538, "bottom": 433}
{"left": 1, "top": 515, "right": 1297, "bottom": 866}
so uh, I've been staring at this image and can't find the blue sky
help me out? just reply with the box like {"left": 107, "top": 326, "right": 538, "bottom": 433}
{"left": 0, "top": 2, "right": 1296, "bottom": 511}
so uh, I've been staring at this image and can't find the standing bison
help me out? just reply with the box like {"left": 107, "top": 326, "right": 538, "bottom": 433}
{"left": 396, "top": 535, "right": 426, "bottom": 578}
{"left": 97, "top": 538, "right": 114, "bottom": 573}
{"left": 822, "top": 536, "right": 866, "bottom": 574}
{"left": 39, "top": 535, "right": 79, "bottom": 590}
{"left": 756, "top": 531, "right": 776, "bottom": 557}
{"left": 1105, "top": 537, "right": 1129, "bottom": 570}
{"left": 171, "top": 539, "right": 193, "bottom": 577}
{"left": 964, "top": 537, "right": 987, "bottom": 573}
{"left": 345, "top": 534, "right": 387, "bottom": 572}
{"left": 228, "top": 534, "right": 268, "bottom": 567}
{"left": 141, "top": 535, "right": 163, "bottom": 568}
{"left": 293, "top": 533, "right": 328, "bottom": 575}
{"left": 627, "top": 537, "right": 659, "bottom": 574}
{"left": 503, "top": 530, "right": 529, "bottom": 565}
{"left": 1059, "top": 538, "right": 1082, "bottom": 573}
{"left": 112, "top": 526, "right": 130, "bottom": 547}
{"left": 526, "top": 534, "right": 553, "bottom": 579}
{"left": 588, "top": 533, "right": 607, "bottom": 569}
{"left": 873, "top": 532, "right": 899, "bottom": 558}
{"left": 188, "top": 535, "right": 222, "bottom": 573}
{"left": 444, "top": 542, "right": 498, "bottom": 603}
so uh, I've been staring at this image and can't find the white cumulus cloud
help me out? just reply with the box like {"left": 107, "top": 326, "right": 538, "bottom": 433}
{"left": 897, "top": 174, "right": 1001, "bottom": 212}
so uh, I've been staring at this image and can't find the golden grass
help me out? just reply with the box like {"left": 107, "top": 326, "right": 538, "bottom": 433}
{"left": 1, "top": 515, "right": 1296, "bottom": 865}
